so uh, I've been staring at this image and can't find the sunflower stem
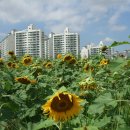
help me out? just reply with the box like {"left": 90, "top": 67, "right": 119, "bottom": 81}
{"left": 59, "top": 122, "right": 63, "bottom": 130}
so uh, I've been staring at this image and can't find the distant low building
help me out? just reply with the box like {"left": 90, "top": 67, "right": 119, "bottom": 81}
{"left": 124, "top": 50, "right": 130, "bottom": 59}
{"left": 112, "top": 50, "right": 130, "bottom": 59}
{"left": 80, "top": 47, "right": 88, "bottom": 59}
{"left": 80, "top": 41, "right": 114, "bottom": 59}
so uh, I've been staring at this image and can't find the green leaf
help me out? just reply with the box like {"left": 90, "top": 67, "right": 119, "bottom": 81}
{"left": 22, "top": 69, "right": 30, "bottom": 75}
{"left": 0, "top": 121, "right": 7, "bottom": 130}
{"left": 94, "top": 92, "right": 117, "bottom": 107}
{"left": 117, "top": 125, "right": 130, "bottom": 130}
{"left": 26, "top": 108, "right": 36, "bottom": 117}
{"left": 114, "top": 115, "right": 125, "bottom": 125}
{"left": 39, "top": 83, "right": 47, "bottom": 88}
{"left": 10, "top": 95, "right": 24, "bottom": 105}
{"left": 93, "top": 116, "right": 111, "bottom": 128}
{"left": 109, "top": 41, "right": 130, "bottom": 47}
{"left": 87, "top": 126, "right": 99, "bottom": 130}
{"left": 109, "top": 58, "right": 127, "bottom": 72}
{"left": 88, "top": 103, "right": 104, "bottom": 114}
{"left": 88, "top": 93, "right": 117, "bottom": 114}
{"left": 32, "top": 119, "right": 54, "bottom": 130}
{"left": 95, "top": 69, "right": 106, "bottom": 75}
{"left": 71, "top": 117, "right": 81, "bottom": 126}
{"left": 73, "top": 127, "right": 85, "bottom": 130}
{"left": 27, "top": 122, "right": 32, "bottom": 130}
{"left": 16, "top": 90, "right": 27, "bottom": 100}
{"left": 58, "top": 86, "right": 67, "bottom": 92}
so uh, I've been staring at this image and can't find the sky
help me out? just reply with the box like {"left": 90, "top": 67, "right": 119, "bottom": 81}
{"left": 0, "top": 0, "right": 130, "bottom": 51}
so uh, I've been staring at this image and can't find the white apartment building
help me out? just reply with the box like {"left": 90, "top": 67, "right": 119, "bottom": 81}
{"left": 49, "top": 27, "right": 80, "bottom": 59}
{"left": 1, "top": 26, "right": 80, "bottom": 59}
{"left": 44, "top": 35, "right": 50, "bottom": 59}
{"left": 0, "top": 30, "right": 16, "bottom": 58}
{"left": 81, "top": 41, "right": 114, "bottom": 59}
{"left": 41, "top": 33, "right": 54, "bottom": 59}
{"left": 15, "top": 24, "right": 45, "bottom": 58}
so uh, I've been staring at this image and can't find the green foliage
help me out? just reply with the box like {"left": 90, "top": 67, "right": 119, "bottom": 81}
{"left": 109, "top": 41, "right": 130, "bottom": 47}
{"left": 0, "top": 52, "right": 130, "bottom": 130}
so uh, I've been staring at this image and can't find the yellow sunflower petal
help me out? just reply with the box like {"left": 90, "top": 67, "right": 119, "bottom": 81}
{"left": 41, "top": 92, "right": 83, "bottom": 122}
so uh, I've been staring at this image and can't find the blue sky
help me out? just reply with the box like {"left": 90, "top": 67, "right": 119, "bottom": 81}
{"left": 0, "top": 0, "right": 130, "bottom": 51}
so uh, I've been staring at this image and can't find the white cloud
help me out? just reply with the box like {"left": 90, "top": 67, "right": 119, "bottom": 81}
{"left": 0, "top": 32, "right": 7, "bottom": 41}
{"left": 0, "top": 0, "right": 130, "bottom": 32}
{"left": 102, "top": 37, "right": 114, "bottom": 43}
{"left": 97, "top": 32, "right": 106, "bottom": 35}
{"left": 0, "top": 32, "right": 7, "bottom": 37}
{"left": 108, "top": 2, "right": 130, "bottom": 31}
{"left": 111, "top": 25, "right": 127, "bottom": 31}
{"left": 48, "top": 24, "right": 66, "bottom": 33}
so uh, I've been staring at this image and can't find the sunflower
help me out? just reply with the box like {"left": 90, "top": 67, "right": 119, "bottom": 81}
{"left": 15, "top": 77, "right": 31, "bottom": 84}
{"left": 79, "top": 77, "right": 97, "bottom": 90}
{"left": 63, "top": 54, "right": 73, "bottom": 62}
{"left": 84, "top": 63, "right": 90, "bottom": 72}
{"left": 42, "top": 92, "right": 82, "bottom": 122}
{"left": 100, "top": 45, "right": 108, "bottom": 52}
{"left": 7, "top": 62, "right": 18, "bottom": 68}
{"left": 80, "top": 83, "right": 97, "bottom": 90}
{"left": 8, "top": 51, "right": 14, "bottom": 56}
{"left": 11, "top": 63, "right": 19, "bottom": 68}
{"left": 100, "top": 59, "right": 109, "bottom": 66}
{"left": 0, "top": 58, "right": 4, "bottom": 65}
{"left": 23, "top": 54, "right": 31, "bottom": 58}
{"left": 30, "top": 79, "right": 37, "bottom": 84}
{"left": 43, "top": 61, "right": 48, "bottom": 67}
{"left": 90, "top": 66, "right": 94, "bottom": 72}
{"left": 32, "top": 66, "right": 42, "bottom": 77}
{"left": 57, "top": 54, "right": 62, "bottom": 59}
{"left": 22, "top": 57, "right": 32, "bottom": 66}
{"left": 45, "top": 62, "right": 52, "bottom": 68}
{"left": 15, "top": 76, "right": 36, "bottom": 84}
{"left": 0, "top": 58, "right": 3, "bottom": 62}
{"left": 7, "top": 62, "right": 12, "bottom": 67}
{"left": 69, "top": 58, "right": 77, "bottom": 64}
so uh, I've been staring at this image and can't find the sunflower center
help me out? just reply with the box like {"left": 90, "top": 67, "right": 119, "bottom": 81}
{"left": 64, "top": 56, "right": 72, "bottom": 61}
{"left": 25, "top": 59, "right": 30, "bottom": 62}
{"left": 7, "top": 62, "right": 12, "bottom": 67}
{"left": 51, "top": 93, "right": 73, "bottom": 112}
{"left": 69, "top": 58, "right": 76, "bottom": 64}
{"left": 59, "top": 101, "right": 67, "bottom": 108}
{"left": 24, "top": 58, "right": 31, "bottom": 64}
{"left": 17, "top": 78, "right": 31, "bottom": 84}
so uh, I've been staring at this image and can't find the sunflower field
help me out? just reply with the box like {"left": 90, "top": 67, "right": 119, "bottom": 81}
{"left": 0, "top": 49, "right": 130, "bottom": 130}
